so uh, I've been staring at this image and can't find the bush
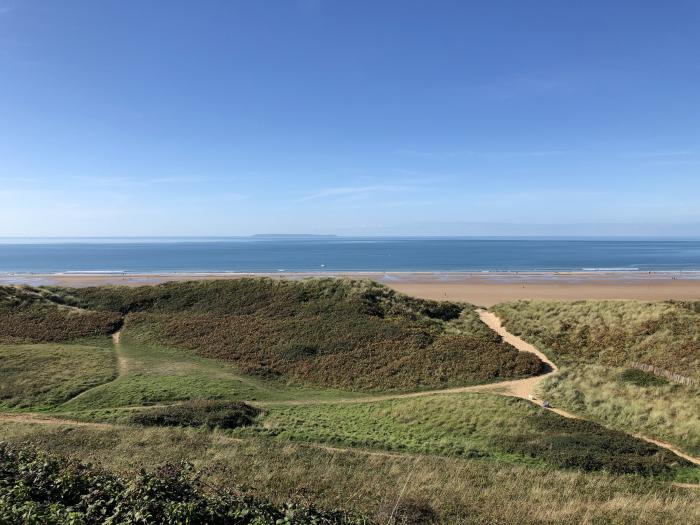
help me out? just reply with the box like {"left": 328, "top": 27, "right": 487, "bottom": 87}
{"left": 619, "top": 368, "right": 669, "bottom": 387}
{"left": 0, "top": 441, "right": 371, "bottom": 524}
{"left": 493, "top": 413, "right": 690, "bottom": 477}
{"left": 131, "top": 400, "right": 261, "bottom": 429}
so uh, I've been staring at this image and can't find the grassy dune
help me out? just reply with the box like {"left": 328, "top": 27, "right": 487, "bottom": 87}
{"left": 493, "top": 300, "right": 700, "bottom": 455}
{"left": 54, "top": 279, "right": 543, "bottom": 391}
{"left": 0, "top": 286, "right": 121, "bottom": 344}
{"left": 492, "top": 300, "right": 700, "bottom": 379}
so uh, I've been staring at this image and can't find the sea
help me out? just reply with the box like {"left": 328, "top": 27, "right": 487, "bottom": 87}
{"left": 0, "top": 237, "right": 699, "bottom": 274}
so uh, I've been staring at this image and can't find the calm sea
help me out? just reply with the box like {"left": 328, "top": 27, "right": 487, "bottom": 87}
{"left": 0, "top": 238, "right": 699, "bottom": 274}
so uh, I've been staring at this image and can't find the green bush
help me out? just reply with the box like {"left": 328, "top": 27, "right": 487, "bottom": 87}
{"left": 0, "top": 441, "right": 371, "bottom": 524}
{"left": 619, "top": 368, "right": 669, "bottom": 387}
{"left": 492, "top": 413, "right": 690, "bottom": 477}
{"left": 131, "top": 400, "right": 261, "bottom": 429}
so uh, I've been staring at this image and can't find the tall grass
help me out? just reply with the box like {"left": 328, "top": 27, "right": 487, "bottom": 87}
{"left": 493, "top": 300, "right": 700, "bottom": 455}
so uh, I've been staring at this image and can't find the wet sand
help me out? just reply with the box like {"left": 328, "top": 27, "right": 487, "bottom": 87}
{"left": 1, "top": 271, "right": 699, "bottom": 306}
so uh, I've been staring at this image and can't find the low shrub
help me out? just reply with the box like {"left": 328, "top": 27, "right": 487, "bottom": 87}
{"left": 619, "top": 368, "right": 669, "bottom": 387}
{"left": 0, "top": 441, "right": 371, "bottom": 524}
{"left": 131, "top": 400, "right": 261, "bottom": 429}
{"left": 493, "top": 412, "right": 690, "bottom": 477}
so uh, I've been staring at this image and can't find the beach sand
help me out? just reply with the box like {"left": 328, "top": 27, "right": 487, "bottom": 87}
{"left": 1, "top": 271, "right": 699, "bottom": 306}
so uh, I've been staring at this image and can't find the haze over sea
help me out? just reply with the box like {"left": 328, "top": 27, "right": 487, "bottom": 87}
{"left": 0, "top": 238, "right": 698, "bottom": 274}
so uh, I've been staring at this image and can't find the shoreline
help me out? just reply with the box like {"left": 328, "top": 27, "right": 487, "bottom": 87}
{"left": 2, "top": 270, "right": 699, "bottom": 306}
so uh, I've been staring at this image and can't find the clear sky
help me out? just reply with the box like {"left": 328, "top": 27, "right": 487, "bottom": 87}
{"left": 1, "top": 1, "right": 699, "bottom": 237}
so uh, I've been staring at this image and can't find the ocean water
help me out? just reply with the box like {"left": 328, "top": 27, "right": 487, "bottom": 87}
{"left": 0, "top": 238, "right": 699, "bottom": 274}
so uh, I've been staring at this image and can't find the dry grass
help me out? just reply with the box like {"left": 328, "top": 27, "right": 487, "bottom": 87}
{"left": 0, "top": 421, "right": 697, "bottom": 524}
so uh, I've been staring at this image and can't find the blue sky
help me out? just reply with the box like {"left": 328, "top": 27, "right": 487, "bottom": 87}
{"left": 1, "top": 0, "right": 699, "bottom": 236}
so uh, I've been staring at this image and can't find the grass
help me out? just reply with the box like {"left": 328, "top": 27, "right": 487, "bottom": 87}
{"left": 538, "top": 364, "right": 700, "bottom": 456}
{"left": 0, "top": 420, "right": 698, "bottom": 525}
{"left": 2, "top": 284, "right": 699, "bottom": 523}
{"left": 0, "top": 340, "right": 116, "bottom": 410}
{"left": 252, "top": 393, "right": 694, "bottom": 478}
{"left": 58, "top": 332, "right": 367, "bottom": 418}
{"left": 50, "top": 278, "right": 543, "bottom": 391}
{"left": 492, "top": 299, "right": 700, "bottom": 380}
{"left": 493, "top": 299, "right": 700, "bottom": 456}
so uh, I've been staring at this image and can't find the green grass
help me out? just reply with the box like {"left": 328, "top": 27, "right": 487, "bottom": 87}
{"left": 58, "top": 332, "right": 367, "bottom": 417}
{"left": 0, "top": 340, "right": 116, "bottom": 410}
{"left": 493, "top": 300, "right": 700, "bottom": 456}
{"left": 252, "top": 393, "right": 694, "bottom": 478}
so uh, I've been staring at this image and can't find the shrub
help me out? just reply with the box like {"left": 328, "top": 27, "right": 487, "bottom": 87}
{"left": 130, "top": 400, "right": 261, "bottom": 429}
{"left": 619, "top": 368, "right": 669, "bottom": 387}
{"left": 492, "top": 413, "right": 690, "bottom": 477}
{"left": 0, "top": 441, "right": 371, "bottom": 524}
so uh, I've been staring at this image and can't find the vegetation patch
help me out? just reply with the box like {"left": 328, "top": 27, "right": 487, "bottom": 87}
{"left": 0, "top": 341, "right": 116, "bottom": 410}
{"left": 619, "top": 368, "right": 669, "bottom": 387}
{"left": 254, "top": 393, "right": 691, "bottom": 477}
{"left": 53, "top": 279, "right": 542, "bottom": 391}
{"left": 492, "top": 414, "right": 688, "bottom": 477}
{"left": 0, "top": 285, "right": 121, "bottom": 344}
{"left": 0, "top": 441, "right": 370, "bottom": 524}
{"left": 492, "top": 299, "right": 700, "bottom": 380}
{"left": 131, "top": 400, "right": 261, "bottom": 429}
{"left": 538, "top": 364, "right": 700, "bottom": 456}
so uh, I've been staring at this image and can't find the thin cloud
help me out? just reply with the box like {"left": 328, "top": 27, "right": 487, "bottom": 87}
{"left": 297, "top": 185, "right": 413, "bottom": 202}
{"left": 395, "top": 149, "right": 462, "bottom": 160}
{"left": 483, "top": 150, "right": 575, "bottom": 158}
{"left": 627, "top": 150, "right": 694, "bottom": 158}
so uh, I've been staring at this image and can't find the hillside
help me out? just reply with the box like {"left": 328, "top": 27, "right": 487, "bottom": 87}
{"left": 50, "top": 279, "right": 543, "bottom": 391}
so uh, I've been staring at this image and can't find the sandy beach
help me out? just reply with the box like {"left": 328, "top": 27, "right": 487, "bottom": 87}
{"left": 2, "top": 271, "right": 699, "bottom": 306}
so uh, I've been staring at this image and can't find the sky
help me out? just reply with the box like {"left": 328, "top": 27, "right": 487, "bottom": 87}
{"left": 0, "top": 0, "right": 699, "bottom": 237}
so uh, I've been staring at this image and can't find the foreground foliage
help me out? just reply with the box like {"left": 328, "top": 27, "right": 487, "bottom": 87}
{"left": 2, "top": 422, "right": 698, "bottom": 525}
{"left": 0, "top": 441, "right": 370, "bottom": 525}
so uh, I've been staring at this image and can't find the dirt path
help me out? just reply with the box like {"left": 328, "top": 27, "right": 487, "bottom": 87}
{"left": 0, "top": 413, "right": 114, "bottom": 429}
